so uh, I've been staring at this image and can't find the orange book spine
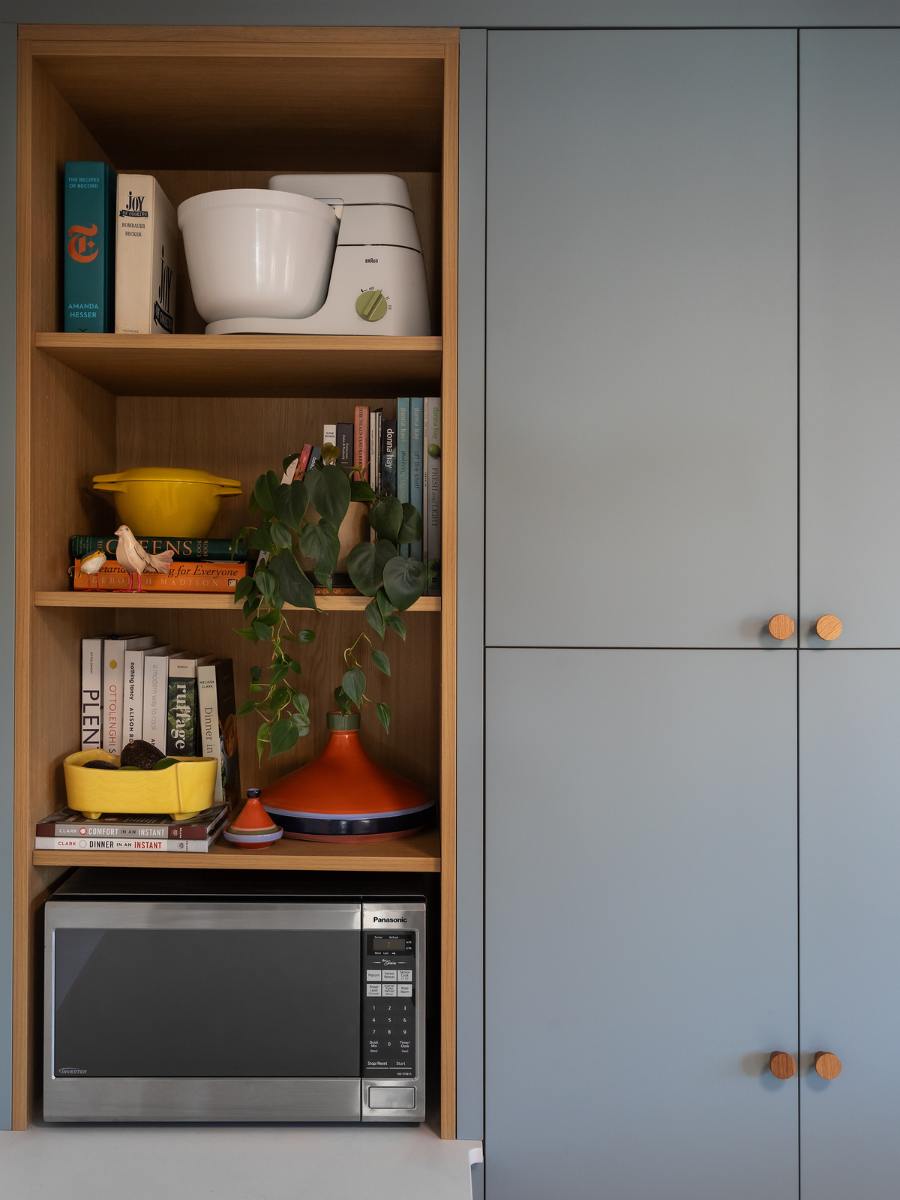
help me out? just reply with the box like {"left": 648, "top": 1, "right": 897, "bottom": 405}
{"left": 73, "top": 560, "right": 248, "bottom": 593}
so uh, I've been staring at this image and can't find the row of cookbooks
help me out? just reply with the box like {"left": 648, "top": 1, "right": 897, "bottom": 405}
{"left": 64, "top": 163, "right": 177, "bottom": 334}
{"left": 327, "top": 397, "right": 442, "bottom": 587}
{"left": 33, "top": 639, "right": 241, "bottom": 855}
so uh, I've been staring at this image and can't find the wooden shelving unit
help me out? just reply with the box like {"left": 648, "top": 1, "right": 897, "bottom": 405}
{"left": 15, "top": 25, "right": 458, "bottom": 1137}
{"left": 34, "top": 333, "right": 444, "bottom": 398}
{"left": 34, "top": 827, "right": 441, "bottom": 872}
{"left": 34, "top": 591, "right": 441, "bottom": 612}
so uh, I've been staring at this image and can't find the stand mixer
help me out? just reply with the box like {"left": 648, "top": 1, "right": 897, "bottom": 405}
{"left": 178, "top": 174, "right": 432, "bottom": 336}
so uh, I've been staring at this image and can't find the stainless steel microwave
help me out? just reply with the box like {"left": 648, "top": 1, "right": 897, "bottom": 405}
{"left": 43, "top": 870, "right": 426, "bottom": 1124}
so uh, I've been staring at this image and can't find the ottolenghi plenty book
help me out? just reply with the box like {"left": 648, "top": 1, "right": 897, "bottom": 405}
{"left": 115, "top": 174, "right": 177, "bottom": 334}
{"left": 63, "top": 162, "right": 115, "bottom": 332}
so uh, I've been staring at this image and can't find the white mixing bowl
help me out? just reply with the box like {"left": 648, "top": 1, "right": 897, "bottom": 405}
{"left": 177, "top": 189, "right": 339, "bottom": 323}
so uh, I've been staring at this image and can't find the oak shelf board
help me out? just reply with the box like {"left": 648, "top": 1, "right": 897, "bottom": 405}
{"left": 34, "top": 591, "right": 441, "bottom": 613}
{"left": 33, "top": 827, "right": 441, "bottom": 873}
{"left": 34, "top": 333, "right": 444, "bottom": 398}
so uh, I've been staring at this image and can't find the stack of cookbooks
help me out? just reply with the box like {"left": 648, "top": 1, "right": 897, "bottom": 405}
{"left": 34, "top": 806, "right": 228, "bottom": 854}
{"left": 69, "top": 534, "right": 249, "bottom": 593}
{"left": 80, "top": 637, "right": 241, "bottom": 806}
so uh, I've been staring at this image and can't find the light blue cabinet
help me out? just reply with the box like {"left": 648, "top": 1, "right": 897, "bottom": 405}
{"left": 485, "top": 650, "right": 798, "bottom": 1200}
{"left": 799, "top": 652, "right": 900, "bottom": 1198}
{"left": 800, "top": 31, "right": 900, "bottom": 648}
{"left": 485, "top": 30, "right": 797, "bottom": 649}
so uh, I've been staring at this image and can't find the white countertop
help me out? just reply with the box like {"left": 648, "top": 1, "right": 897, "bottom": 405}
{"left": 0, "top": 1123, "right": 482, "bottom": 1200}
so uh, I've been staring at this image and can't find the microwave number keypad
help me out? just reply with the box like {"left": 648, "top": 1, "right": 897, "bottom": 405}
{"left": 363, "top": 932, "right": 416, "bottom": 1079}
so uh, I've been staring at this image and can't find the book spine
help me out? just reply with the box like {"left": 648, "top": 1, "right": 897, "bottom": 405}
{"left": 424, "top": 396, "right": 442, "bottom": 590}
{"left": 197, "top": 663, "right": 223, "bottom": 805}
{"left": 33, "top": 836, "right": 211, "bottom": 853}
{"left": 102, "top": 639, "right": 126, "bottom": 755}
{"left": 122, "top": 649, "right": 145, "bottom": 745}
{"left": 409, "top": 398, "right": 425, "bottom": 560}
{"left": 336, "top": 423, "right": 354, "bottom": 468}
{"left": 73, "top": 561, "right": 247, "bottom": 593}
{"left": 296, "top": 444, "right": 313, "bottom": 478}
{"left": 70, "top": 535, "right": 245, "bottom": 561}
{"left": 142, "top": 655, "right": 169, "bottom": 752}
{"left": 381, "top": 418, "right": 397, "bottom": 497}
{"left": 354, "top": 405, "right": 369, "bottom": 478}
{"left": 323, "top": 422, "right": 337, "bottom": 450}
{"left": 115, "top": 174, "right": 176, "bottom": 335}
{"left": 167, "top": 660, "right": 198, "bottom": 757}
{"left": 397, "top": 398, "right": 410, "bottom": 556}
{"left": 64, "top": 162, "right": 114, "bottom": 332}
{"left": 80, "top": 638, "right": 104, "bottom": 751}
{"left": 36, "top": 818, "right": 220, "bottom": 840}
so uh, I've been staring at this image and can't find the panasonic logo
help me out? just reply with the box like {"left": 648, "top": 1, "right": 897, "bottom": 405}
{"left": 372, "top": 915, "right": 407, "bottom": 924}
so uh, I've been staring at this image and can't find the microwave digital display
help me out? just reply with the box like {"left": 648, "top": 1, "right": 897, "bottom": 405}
{"left": 371, "top": 935, "right": 408, "bottom": 952}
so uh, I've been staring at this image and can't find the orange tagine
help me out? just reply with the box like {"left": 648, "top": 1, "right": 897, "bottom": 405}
{"left": 262, "top": 712, "right": 435, "bottom": 842}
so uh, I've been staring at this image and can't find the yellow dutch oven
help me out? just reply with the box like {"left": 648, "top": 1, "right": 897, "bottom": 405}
{"left": 92, "top": 467, "right": 242, "bottom": 537}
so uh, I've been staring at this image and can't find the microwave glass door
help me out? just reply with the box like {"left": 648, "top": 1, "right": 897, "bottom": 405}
{"left": 51, "top": 903, "right": 361, "bottom": 1080}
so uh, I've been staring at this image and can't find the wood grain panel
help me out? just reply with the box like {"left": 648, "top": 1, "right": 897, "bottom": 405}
{"left": 36, "top": 335, "right": 443, "bottom": 396}
{"left": 32, "top": 47, "right": 445, "bottom": 171}
{"left": 438, "top": 38, "right": 459, "bottom": 1140}
{"left": 34, "top": 593, "right": 441, "bottom": 613}
{"left": 14, "top": 49, "right": 116, "bottom": 1131}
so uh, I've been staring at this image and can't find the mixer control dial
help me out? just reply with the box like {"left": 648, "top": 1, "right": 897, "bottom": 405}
{"left": 356, "top": 289, "right": 389, "bottom": 322}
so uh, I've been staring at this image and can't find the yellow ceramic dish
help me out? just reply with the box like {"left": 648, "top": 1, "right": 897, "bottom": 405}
{"left": 92, "top": 467, "right": 242, "bottom": 537}
{"left": 64, "top": 749, "right": 218, "bottom": 820}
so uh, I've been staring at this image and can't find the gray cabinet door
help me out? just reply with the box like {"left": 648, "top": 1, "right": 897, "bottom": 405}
{"left": 485, "top": 650, "right": 797, "bottom": 1200}
{"left": 801, "top": 32, "right": 900, "bottom": 648}
{"left": 485, "top": 31, "right": 797, "bottom": 648}
{"left": 800, "top": 651, "right": 900, "bottom": 1198}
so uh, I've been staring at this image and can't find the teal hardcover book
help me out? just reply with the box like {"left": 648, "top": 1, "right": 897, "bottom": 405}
{"left": 409, "top": 397, "right": 424, "bottom": 561}
{"left": 63, "top": 162, "right": 115, "bottom": 332}
{"left": 397, "top": 398, "right": 411, "bottom": 558}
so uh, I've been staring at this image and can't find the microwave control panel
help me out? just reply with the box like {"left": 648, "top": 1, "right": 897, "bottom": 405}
{"left": 363, "top": 931, "right": 416, "bottom": 1079}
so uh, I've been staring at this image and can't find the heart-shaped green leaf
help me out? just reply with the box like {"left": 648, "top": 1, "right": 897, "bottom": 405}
{"left": 376, "top": 702, "right": 391, "bottom": 734}
{"left": 372, "top": 649, "right": 391, "bottom": 677}
{"left": 342, "top": 667, "right": 366, "bottom": 705}
{"left": 269, "top": 718, "right": 299, "bottom": 757}
{"left": 366, "top": 599, "right": 386, "bottom": 638}
{"left": 350, "top": 479, "right": 377, "bottom": 504}
{"left": 383, "top": 556, "right": 428, "bottom": 610}
{"left": 300, "top": 520, "right": 341, "bottom": 576}
{"left": 396, "top": 503, "right": 423, "bottom": 545}
{"left": 369, "top": 496, "right": 403, "bottom": 541}
{"left": 269, "top": 552, "right": 317, "bottom": 611}
{"left": 386, "top": 613, "right": 407, "bottom": 640}
{"left": 252, "top": 470, "right": 281, "bottom": 515}
{"left": 346, "top": 540, "right": 397, "bottom": 596}
{"left": 310, "top": 464, "right": 351, "bottom": 526}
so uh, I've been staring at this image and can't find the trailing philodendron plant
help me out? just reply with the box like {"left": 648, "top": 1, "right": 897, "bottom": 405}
{"left": 234, "top": 449, "right": 427, "bottom": 761}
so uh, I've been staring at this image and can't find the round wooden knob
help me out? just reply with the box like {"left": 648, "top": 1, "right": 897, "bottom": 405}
{"left": 768, "top": 614, "right": 795, "bottom": 641}
{"left": 769, "top": 1051, "right": 797, "bottom": 1080}
{"left": 815, "top": 614, "right": 843, "bottom": 642}
{"left": 814, "top": 1051, "right": 843, "bottom": 1080}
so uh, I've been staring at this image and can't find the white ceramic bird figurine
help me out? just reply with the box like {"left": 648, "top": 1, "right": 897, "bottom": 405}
{"left": 115, "top": 525, "right": 174, "bottom": 592}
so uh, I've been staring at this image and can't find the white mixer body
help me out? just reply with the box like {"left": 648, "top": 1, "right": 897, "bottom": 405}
{"left": 181, "top": 173, "right": 432, "bottom": 336}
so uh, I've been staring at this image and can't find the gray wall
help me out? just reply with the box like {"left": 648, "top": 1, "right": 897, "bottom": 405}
{"left": 6, "top": 1, "right": 900, "bottom": 24}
